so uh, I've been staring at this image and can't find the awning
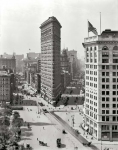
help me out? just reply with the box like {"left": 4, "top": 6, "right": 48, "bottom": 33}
{"left": 85, "top": 126, "right": 89, "bottom": 130}
{"left": 82, "top": 123, "right": 89, "bottom": 131}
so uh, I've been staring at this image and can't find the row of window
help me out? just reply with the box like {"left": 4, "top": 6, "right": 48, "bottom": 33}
{"left": 86, "top": 76, "right": 97, "bottom": 81}
{"left": 101, "top": 125, "right": 118, "bottom": 131}
{"left": 86, "top": 71, "right": 97, "bottom": 75}
{"left": 86, "top": 93, "right": 97, "bottom": 97}
{"left": 86, "top": 82, "right": 97, "bottom": 88}
{"left": 86, "top": 47, "right": 97, "bottom": 51}
{"left": 86, "top": 52, "right": 97, "bottom": 57}
{"left": 86, "top": 110, "right": 97, "bottom": 120}
{"left": 86, "top": 46, "right": 118, "bottom": 51}
{"left": 86, "top": 97, "right": 97, "bottom": 102}
{"left": 86, "top": 65, "right": 97, "bottom": 69}
{"left": 102, "top": 103, "right": 118, "bottom": 108}
{"left": 102, "top": 52, "right": 118, "bottom": 57}
{"left": 102, "top": 110, "right": 109, "bottom": 114}
{"left": 102, "top": 91, "right": 118, "bottom": 95}
{"left": 86, "top": 101, "right": 97, "bottom": 106}
{"left": 102, "top": 59, "right": 118, "bottom": 63}
{"left": 86, "top": 59, "right": 97, "bottom": 63}
{"left": 102, "top": 97, "right": 118, "bottom": 101}
{"left": 102, "top": 85, "right": 118, "bottom": 89}
{"left": 102, "top": 72, "right": 118, "bottom": 76}
{"left": 102, "top": 116, "right": 118, "bottom": 122}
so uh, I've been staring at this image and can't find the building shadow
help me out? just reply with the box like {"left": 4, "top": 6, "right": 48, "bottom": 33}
{"left": 27, "top": 122, "right": 55, "bottom": 126}
{"left": 21, "top": 131, "right": 33, "bottom": 137}
{"left": 21, "top": 127, "right": 32, "bottom": 132}
{"left": 21, "top": 137, "right": 31, "bottom": 141}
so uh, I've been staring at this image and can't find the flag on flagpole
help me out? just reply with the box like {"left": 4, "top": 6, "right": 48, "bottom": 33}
{"left": 88, "top": 21, "right": 98, "bottom": 35}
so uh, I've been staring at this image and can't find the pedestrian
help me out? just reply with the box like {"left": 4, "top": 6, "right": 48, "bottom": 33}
{"left": 37, "top": 138, "right": 38, "bottom": 141}
{"left": 43, "top": 127, "right": 44, "bottom": 130}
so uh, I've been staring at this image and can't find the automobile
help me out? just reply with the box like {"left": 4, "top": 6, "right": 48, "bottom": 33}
{"left": 56, "top": 138, "right": 61, "bottom": 148}
{"left": 43, "top": 109, "right": 49, "bottom": 113}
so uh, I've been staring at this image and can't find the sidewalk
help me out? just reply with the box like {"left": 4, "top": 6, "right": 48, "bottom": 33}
{"left": 55, "top": 111, "right": 118, "bottom": 150}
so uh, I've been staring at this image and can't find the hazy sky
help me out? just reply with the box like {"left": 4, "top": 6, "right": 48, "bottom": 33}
{"left": 0, "top": 0, "right": 118, "bottom": 59}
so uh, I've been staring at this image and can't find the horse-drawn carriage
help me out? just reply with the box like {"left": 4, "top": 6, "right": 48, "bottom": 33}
{"left": 39, "top": 141, "right": 47, "bottom": 146}
{"left": 82, "top": 142, "right": 91, "bottom": 146}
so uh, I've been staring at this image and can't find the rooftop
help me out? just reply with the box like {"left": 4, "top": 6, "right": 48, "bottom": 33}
{"left": 0, "top": 71, "right": 10, "bottom": 76}
{"left": 40, "top": 16, "right": 62, "bottom": 29}
{"left": 84, "top": 29, "right": 118, "bottom": 43}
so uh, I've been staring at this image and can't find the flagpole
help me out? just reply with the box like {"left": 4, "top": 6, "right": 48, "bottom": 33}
{"left": 87, "top": 20, "right": 89, "bottom": 37}
{"left": 100, "top": 12, "right": 101, "bottom": 35}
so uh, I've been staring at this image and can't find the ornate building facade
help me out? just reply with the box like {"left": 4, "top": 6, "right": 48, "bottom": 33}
{"left": 40, "top": 16, "right": 62, "bottom": 101}
{"left": 83, "top": 29, "right": 118, "bottom": 141}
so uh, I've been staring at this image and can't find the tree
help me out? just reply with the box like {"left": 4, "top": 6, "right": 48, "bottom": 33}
{"left": 13, "top": 111, "right": 20, "bottom": 119}
{"left": 11, "top": 126, "right": 21, "bottom": 139}
{"left": 2, "top": 108, "right": 12, "bottom": 116}
{"left": 12, "top": 118, "right": 23, "bottom": 128}
{"left": 0, "top": 116, "right": 10, "bottom": 126}
{"left": 0, "top": 125, "right": 13, "bottom": 145}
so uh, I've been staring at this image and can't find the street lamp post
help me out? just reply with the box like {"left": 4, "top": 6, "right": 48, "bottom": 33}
{"left": 101, "top": 136, "right": 102, "bottom": 150}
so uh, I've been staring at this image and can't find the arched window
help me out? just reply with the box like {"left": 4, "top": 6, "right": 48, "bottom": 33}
{"left": 90, "top": 47, "right": 92, "bottom": 51}
{"left": 113, "top": 46, "right": 118, "bottom": 50}
{"left": 94, "top": 47, "right": 96, "bottom": 50}
{"left": 102, "top": 46, "right": 109, "bottom": 50}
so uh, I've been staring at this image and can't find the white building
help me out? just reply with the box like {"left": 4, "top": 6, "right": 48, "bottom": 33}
{"left": 83, "top": 29, "right": 118, "bottom": 141}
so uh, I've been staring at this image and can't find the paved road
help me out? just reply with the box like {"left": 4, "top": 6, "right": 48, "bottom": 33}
{"left": 17, "top": 106, "right": 89, "bottom": 150}
{"left": 45, "top": 112, "right": 90, "bottom": 150}
{"left": 50, "top": 112, "right": 99, "bottom": 150}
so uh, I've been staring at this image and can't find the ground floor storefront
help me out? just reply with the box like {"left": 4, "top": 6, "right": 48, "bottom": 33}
{"left": 84, "top": 116, "right": 118, "bottom": 141}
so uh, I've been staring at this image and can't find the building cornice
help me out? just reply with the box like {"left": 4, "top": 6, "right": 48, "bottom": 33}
{"left": 40, "top": 16, "right": 62, "bottom": 29}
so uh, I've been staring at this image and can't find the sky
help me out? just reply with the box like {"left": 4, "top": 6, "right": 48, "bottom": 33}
{"left": 0, "top": 0, "right": 118, "bottom": 59}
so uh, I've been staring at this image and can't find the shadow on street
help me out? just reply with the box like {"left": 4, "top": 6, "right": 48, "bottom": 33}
{"left": 27, "top": 122, "right": 55, "bottom": 126}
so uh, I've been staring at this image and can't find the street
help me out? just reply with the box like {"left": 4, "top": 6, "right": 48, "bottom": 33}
{"left": 17, "top": 106, "right": 89, "bottom": 150}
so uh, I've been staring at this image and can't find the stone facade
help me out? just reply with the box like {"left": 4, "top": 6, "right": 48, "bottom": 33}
{"left": 40, "top": 16, "right": 62, "bottom": 101}
{"left": 0, "top": 70, "right": 11, "bottom": 104}
{"left": 0, "top": 55, "right": 16, "bottom": 73}
{"left": 83, "top": 29, "right": 118, "bottom": 141}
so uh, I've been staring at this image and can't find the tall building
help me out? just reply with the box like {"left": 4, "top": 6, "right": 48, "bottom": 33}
{"left": 83, "top": 29, "right": 118, "bottom": 141}
{"left": 0, "top": 55, "right": 16, "bottom": 73}
{"left": 60, "top": 49, "right": 70, "bottom": 72}
{"left": 0, "top": 70, "right": 10, "bottom": 104}
{"left": 37, "top": 54, "right": 41, "bottom": 73}
{"left": 40, "top": 16, "right": 62, "bottom": 101}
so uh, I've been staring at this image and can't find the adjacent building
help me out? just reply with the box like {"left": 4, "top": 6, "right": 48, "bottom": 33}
{"left": 60, "top": 49, "right": 70, "bottom": 72}
{"left": 0, "top": 70, "right": 11, "bottom": 104}
{"left": 23, "top": 54, "right": 40, "bottom": 84}
{"left": 0, "top": 55, "right": 16, "bottom": 73}
{"left": 40, "top": 16, "right": 62, "bottom": 101}
{"left": 3, "top": 53, "right": 24, "bottom": 72}
{"left": 83, "top": 29, "right": 118, "bottom": 141}
{"left": 35, "top": 73, "right": 41, "bottom": 93}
